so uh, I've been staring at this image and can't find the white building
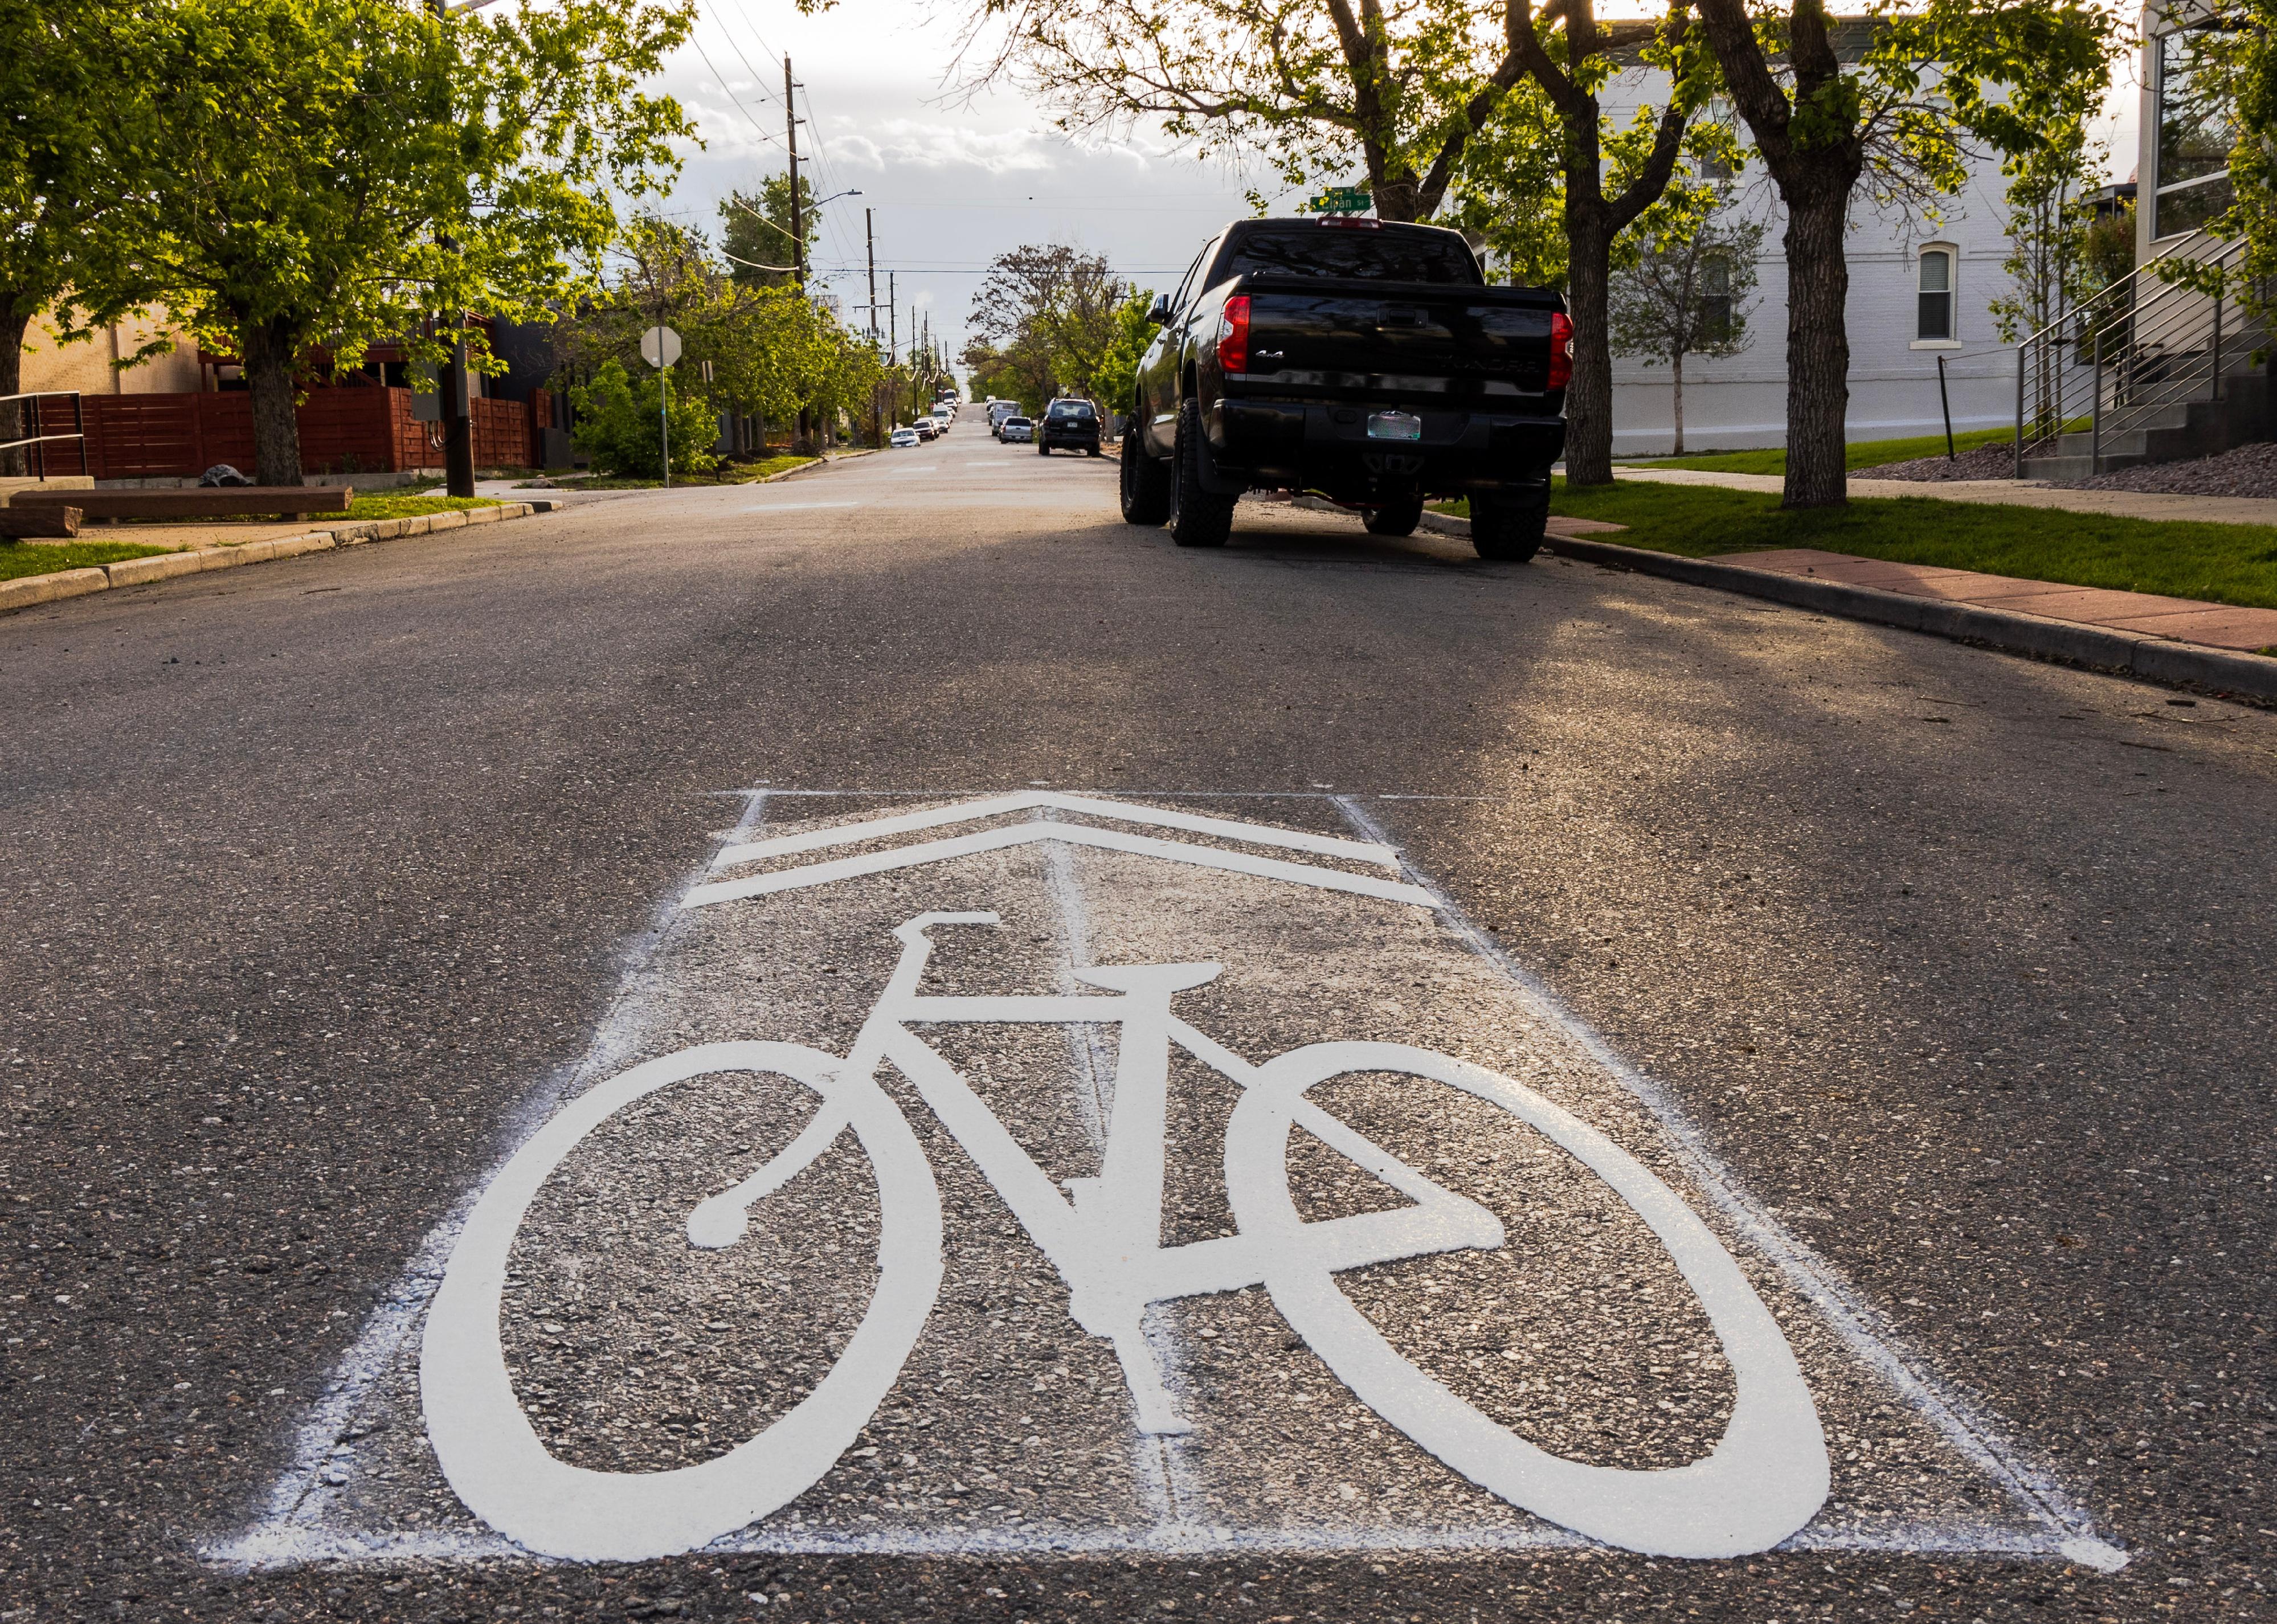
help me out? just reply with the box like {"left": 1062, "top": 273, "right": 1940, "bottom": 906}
{"left": 1592, "top": 52, "right": 2026, "bottom": 456}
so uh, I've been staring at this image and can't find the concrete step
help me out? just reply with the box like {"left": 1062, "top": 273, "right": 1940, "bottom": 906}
{"left": 2020, "top": 453, "right": 2155, "bottom": 481}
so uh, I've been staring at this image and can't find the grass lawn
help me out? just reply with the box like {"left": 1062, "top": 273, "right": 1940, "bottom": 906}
{"left": 0, "top": 539, "right": 174, "bottom": 582}
{"left": 539, "top": 455, "right": 825, "bottom": 490}
{"left": 1616, "top": 426, "right": 2014, "bottom": 476}
{"left": 341, "top": 493, "right": 504, "bottom": 521}
{"left": 730, "top": 454, "right": 821, "bottom": 482}
{"left": 1544, "top": 479, "right": 2277, "bottom": 611}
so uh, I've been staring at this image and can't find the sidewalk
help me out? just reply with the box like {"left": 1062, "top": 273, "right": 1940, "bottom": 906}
{"left": 1408, "top": 509, "right": 2277, "bottom": 700}
{"left": 1613, "top": 464, "right": 2277, "bottom": 527}
{"left": 1, "top": 498, "right": 559, "bottom": 615}
{"left": 1712, "top": 547, "right": 2277, "bottom": 653}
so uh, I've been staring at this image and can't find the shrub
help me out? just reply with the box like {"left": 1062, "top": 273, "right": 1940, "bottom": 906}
{"left": 568, "top": 359, "right": 719, "bottom": 478}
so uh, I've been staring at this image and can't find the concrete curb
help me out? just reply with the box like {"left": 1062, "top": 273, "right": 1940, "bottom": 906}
{"left": 1408, "top": 505, "right": 2277, "bottom": 702}
{"left": 0, "top": 499, "right": 558, "bottom": 617}
{"left": 1545, "top": 531, "right": 2277, "bottom": 705}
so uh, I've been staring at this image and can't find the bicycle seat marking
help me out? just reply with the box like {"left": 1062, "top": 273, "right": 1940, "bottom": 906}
{"left": 422, "top": 909, "right": 1829, "bottom": 1563}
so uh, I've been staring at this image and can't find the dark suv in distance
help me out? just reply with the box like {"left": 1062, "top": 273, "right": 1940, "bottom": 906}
{"left": 1037, "top": 398, "right": 1103, "bottom": 456}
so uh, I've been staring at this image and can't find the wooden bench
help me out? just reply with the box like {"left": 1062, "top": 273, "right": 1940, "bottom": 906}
{"left": 10, "top": 486, "right": 351, "bottom": 521}
{"left": 0, "top": 504, "right": 81, "bottom": 538}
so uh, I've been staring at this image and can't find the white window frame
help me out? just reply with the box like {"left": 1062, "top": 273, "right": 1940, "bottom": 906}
{"left": 1911, "top": 243, "right": 1961, "bottom": 349}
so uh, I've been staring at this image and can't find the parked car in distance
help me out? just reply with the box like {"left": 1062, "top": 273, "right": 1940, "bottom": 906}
{"left": 1000, "top": 416, "right": 1033, "bottom": 443}
{"left": 930, "top": 407, "right": 953, "bottom": 433}
{"left": 1118, "top": 214, "right": 1569, "bottom": 558}
{"left": 889, "top": 426, "right": 922, "bottom": 448}
{"left": 1037, "top": 398, "right": 1103, "bottom": 456}
{"left": 988, "top": 401, "right": 1023, "bottom": 438}
{"left": 914, "top": 418, "right": 938, "bottom": 441}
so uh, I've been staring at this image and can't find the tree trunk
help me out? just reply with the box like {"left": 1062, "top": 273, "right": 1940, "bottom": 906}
{"left": 1371, "top": 175, "right": 1423, "bottom": 223}
{"left": 239, "top": 316, "right": 304, "bottom": 488}
{"left": 1671, "top": 349, "right": 1686, "bottom": 456}
{"left": 1780, "top": 186, "right": 1850, "bottom": 508}
{"left": 0, "top": 300, "right": 29, "bottom": 478}
{"left": 1563, "top": 210, "right": 1617, "bottom": 486}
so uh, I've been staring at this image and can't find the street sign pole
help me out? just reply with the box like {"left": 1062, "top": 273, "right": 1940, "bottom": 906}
{"left": 641, "top": 325, "right": 682, "bottom": 487}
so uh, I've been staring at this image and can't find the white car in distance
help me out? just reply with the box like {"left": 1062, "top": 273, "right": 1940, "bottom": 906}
{"left": 889, "top": 426, "right": 921, "bottom": 448}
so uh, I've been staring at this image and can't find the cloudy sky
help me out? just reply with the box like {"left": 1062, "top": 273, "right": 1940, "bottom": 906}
{"left": 640, "top": 0, "right": 2146, "bottom": 382}
{"left": 645, "top": 0, "right": 1291, "bottom": 378}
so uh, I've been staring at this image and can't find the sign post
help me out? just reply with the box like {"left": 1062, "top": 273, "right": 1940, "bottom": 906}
{"left": 640, "top": 325, "right": 682, "bottom": 487}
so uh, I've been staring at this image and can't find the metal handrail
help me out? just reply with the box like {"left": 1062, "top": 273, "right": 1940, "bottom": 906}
{"left": 0, "top": 391, "right": 90, "bottom": 480}
{"left": 2013, "top": 232, "right": 2267, "bottom": 476}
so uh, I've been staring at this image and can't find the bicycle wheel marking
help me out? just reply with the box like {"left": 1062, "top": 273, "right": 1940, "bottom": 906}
{"left": 419, "top": 1043, "right": 943, "bottom": 1563}
{"left": 1223, "top": 1042, "right": 1828, "bottom": 1561}
{"left": 218, "top": 792, "right": 2121, "bottom": 1572}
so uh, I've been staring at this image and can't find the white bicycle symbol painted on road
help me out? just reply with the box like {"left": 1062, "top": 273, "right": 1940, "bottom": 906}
{"left": 422, "top": 912, "right": 1828, "bottom": 1562}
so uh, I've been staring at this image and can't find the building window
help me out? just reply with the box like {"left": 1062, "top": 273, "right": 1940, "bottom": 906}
{"left": 2156, "top": 27, "right": 2235, "bottom": 238}
{"left": 1701, "top": 257, "right": 1734, "bottom": 340}
{"left": 1917, "top": 247, "right": 1955, "bottom": 341}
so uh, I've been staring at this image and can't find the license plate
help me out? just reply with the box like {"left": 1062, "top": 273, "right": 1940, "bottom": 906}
{"left": 1366, "top": 411, "right": 1423, "bottom": 441}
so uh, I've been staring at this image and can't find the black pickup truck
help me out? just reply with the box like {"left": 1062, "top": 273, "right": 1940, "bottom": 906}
{"left": 1118, "top": 216, "right": 1570, "bottom": 558}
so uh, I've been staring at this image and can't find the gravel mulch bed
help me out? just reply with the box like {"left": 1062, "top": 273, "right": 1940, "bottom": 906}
{"left": 2049, "top": 437, "right": 2277, "bottom": 497}
{"left": 1859, "top": 443, "right": 2019, "bottom": 482}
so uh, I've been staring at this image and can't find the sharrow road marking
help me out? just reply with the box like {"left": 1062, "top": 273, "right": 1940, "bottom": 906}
{"left": 684, "top": 820, "right": 1437, "bottom": 911}
{"left": 711, "top": 789, "right": 1401, "bottom": 870}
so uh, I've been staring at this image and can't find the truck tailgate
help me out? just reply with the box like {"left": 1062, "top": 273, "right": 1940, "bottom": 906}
{"left": 1230, "top": 274, "right": 1561, "bottom": 402}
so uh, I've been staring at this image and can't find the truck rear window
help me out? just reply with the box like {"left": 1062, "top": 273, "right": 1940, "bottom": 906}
{"left": 1219, "top": 224, "right": 1483, "bottom": 285}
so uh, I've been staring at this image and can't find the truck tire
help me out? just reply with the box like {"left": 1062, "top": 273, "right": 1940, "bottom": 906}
{"left": 1364, "top": 495, "right": 1424, "bottom": 537}
{"left": 1470, "top": 488, "right": 1548, "bottom": 562}
{"left": 1168, "top": 399, "right": 1236, "bottom": 549}
{"left": 1120, "top": 418, "right": 1171, "bottom": 524}
{"left": 1038, "top": 441, "right": 1050, "bottom": 455}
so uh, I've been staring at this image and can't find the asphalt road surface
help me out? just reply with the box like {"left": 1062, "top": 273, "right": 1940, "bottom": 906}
{"left": 3, "top": 428, "right": 2272, "bottom": 1623}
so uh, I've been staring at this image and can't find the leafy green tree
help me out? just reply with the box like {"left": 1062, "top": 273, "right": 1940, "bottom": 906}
{"left": 963, "top": 244, "right": 1130, "bottom": 406}
{"left": 960, "top": 0, "right": 1532, "bottom": 221}
{"left": 1607, "top": 189, "right": 1764, "bottom": 454}
{"left": 0, "top": 0, "right": 139, "bottom": 473}
{"left": 720, "top": 174, "right": 821, "bottom": 289}
{"left": 1989, "top": 119, "right": 2104, "bottom": 347}
{"left": 569, "top": 358, "right": 718, "bottom": 478}
{"left": 61, "top": 0, "right": 694, "bottom": 486}
{"left": 1091, "top": 291, "right": 1159, "bottom": 424}
{"left": 556, "top": 214, "right": 882, "bottom": 450}
{"left": 1489, "top": 1, "right": 1724, "bottom": 484}
{"left": 1691, "top": 0, "right": 2122, "bottom": 508}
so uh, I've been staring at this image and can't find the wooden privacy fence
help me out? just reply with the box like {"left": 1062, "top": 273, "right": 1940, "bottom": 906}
{"left": 81, "top": 388, "right": 543, "bottom": 480}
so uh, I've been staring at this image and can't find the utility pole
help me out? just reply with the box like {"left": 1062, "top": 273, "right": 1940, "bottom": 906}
{"left": 888, "top": 271, "right": 897, "bottom": 428}
{"left": 786, "top": 54, "right": 811, "bottom": 448}
{"left": 866, "top": 208, "right": 885, "bottom": 447}
{"left": 785, "top": 55, "right": 804, "bottom": 293}
{"left": 427, "top": 0, "right": 476, "bottom": 498}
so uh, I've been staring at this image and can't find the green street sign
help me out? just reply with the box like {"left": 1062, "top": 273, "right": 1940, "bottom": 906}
{"left": 1306, "top": 185, "right": 1373, "bottom": 215}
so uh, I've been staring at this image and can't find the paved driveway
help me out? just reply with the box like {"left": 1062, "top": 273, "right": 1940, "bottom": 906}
{"left": 3, "top": 431, "right": 2270, "bottom": 1620}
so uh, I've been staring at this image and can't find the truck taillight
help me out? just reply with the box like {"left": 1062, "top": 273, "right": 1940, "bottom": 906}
{"left": 1547, "top": 310, "right": 1573, "bottom": 392}
{"left": 1217, "top": 295, "right": 1251, "bottom": 374}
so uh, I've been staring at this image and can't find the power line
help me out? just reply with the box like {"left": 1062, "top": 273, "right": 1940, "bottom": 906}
{"left": 686, "top": 33, "right": 786, "bottom": 149}
{"left": 696, "top": 5, "right": 787, "bottom": 112}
